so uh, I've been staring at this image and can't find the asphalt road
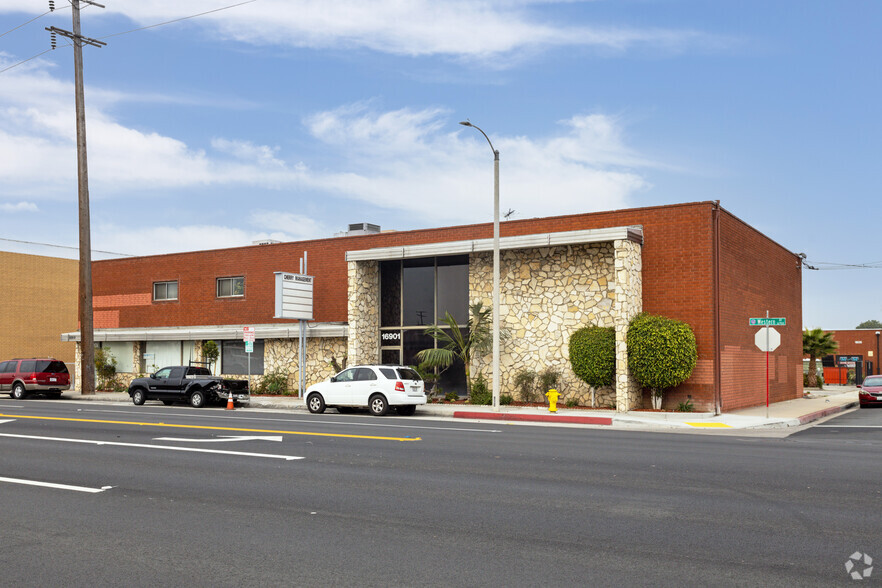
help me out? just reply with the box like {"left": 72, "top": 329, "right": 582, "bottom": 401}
{"left": 0, "top": 399, "right": 879, "bottom": 587}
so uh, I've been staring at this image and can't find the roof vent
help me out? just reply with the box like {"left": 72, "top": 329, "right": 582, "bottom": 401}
{"left": 253, "top": 239, "right": 281, "bottom": 246}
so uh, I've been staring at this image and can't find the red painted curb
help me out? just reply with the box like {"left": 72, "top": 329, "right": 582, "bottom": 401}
{"left": 453, "top": 411, "right": 613, "bottom": 425}
{"left": 797, "top": 402, "right": 857, "bottom": 425}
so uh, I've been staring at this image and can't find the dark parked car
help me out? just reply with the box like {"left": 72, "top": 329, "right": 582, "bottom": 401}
{"left": 0, "top": 358, "right": 70, "bottom": 399}
{"left": 127, "top": 365, "right": 249, "bottom": 407}
{"left": 858, "top": 375, "right": 882, "bottom": 408}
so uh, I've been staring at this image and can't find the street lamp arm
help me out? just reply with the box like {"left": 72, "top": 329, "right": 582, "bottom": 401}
{"left": 460, "top": 121, "right": 499, "bottom": 160}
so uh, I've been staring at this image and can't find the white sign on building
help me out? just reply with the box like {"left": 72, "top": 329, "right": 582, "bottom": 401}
{"left": 274, "top": 272, "right": 314, "bottom": 320}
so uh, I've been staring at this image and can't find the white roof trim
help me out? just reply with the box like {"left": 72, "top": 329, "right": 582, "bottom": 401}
{"left": 345, "top": 226, "right": 643, "bottom": 262}
{"left": 61, "top": 323, "right": 348, "bottom": 343}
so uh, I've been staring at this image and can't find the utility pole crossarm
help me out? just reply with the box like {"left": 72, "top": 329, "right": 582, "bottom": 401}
{"left": 45, "top": 26, "right": 107, "bottom": 48}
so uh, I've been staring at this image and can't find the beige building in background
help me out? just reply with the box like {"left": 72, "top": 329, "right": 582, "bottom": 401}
{"left": 0, "top": 251, "right": 78, "bottom": 364}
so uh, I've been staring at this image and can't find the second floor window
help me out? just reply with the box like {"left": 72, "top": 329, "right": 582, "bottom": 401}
{"left": 217, "top": 276, "right": 245, "bottom": 298}
{"left": 154, "top": 281, "right": 178, "bottom": 301}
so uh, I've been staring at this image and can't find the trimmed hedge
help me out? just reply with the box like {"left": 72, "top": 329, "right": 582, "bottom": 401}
{"left": 569, "top": 326, "right": 615, "bottom": 387}
{"left": 626, "top": 313, "right": 697, "bottom": 394}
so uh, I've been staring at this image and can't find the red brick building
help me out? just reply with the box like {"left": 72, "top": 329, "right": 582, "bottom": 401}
{"left": 808, "top": 329, "right": 881, "bottom": 384}
{"left": 64, "top": 201, "right": 803, "bottom": 412}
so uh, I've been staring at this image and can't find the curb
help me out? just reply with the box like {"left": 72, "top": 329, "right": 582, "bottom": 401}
{"left": 797, "top": 401, "right": 858, "bottom": 425}
{"left": 453, "top": 411, "right": 613, "bottom": 425}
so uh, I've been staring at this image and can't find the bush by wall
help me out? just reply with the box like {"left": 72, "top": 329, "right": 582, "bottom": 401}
{"left": 569, "top": 326, "right": 615, "bottom": 388}
{"left": 626, "top": 313, "right": 697, "bottom": 398}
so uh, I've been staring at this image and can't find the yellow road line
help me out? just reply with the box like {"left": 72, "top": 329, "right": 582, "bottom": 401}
{"left": 685, "top": 422, "right": 732, "bottom": 428}
{"left": 0, "top": 413, "right": 421, "bottom": 442}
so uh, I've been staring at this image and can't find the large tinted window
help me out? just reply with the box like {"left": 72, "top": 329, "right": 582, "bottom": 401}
{"left": 221, "top": 340, "right": 264, "bottom": 375}
{"left": 0, "top": 361, "right": 14, "bottom": 373}
{"left": 380, "top": 260, "right": 401, "bottom": 327}
{"left": 19, "top": 360, "right": 36, "bottom": 373}
{"left": 437, "top": 256, "right": 468, "bottom": 323}
{"left": 402, "top": 259, "right": 434, "bottom": 326}
{"left": 35, "top": 360, "right": 68, "bottom": 374}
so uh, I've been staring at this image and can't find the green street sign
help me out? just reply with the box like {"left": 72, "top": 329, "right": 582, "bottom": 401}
{"left": 749, "top": 318, "right": 786, "bottom": 326}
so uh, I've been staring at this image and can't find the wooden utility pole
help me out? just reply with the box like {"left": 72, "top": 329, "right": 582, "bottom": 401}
{"left": 47, "top": 1, "right": 105, "bottom": 395}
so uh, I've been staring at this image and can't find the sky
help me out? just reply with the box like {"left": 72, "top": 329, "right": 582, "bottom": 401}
{"left": 0, "top": 0, "right": 880, "bottom": 330}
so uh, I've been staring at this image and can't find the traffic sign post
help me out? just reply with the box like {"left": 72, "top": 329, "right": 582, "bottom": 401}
{"left": 750, "top": 313, "right": 785, "bottom": 418}
{"left": 243, "top": 327, "right": 255, "bottom": 393}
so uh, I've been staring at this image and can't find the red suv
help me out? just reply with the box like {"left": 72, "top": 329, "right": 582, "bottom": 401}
{"left": 0, "top": 358, "right": 71, "bottom": 399}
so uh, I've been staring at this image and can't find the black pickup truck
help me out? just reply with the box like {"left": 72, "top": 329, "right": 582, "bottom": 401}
{"left": 127, "top": 366, "right": 249, "bottom": 408}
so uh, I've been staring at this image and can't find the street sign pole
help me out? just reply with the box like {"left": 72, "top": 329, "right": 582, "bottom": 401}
{"left": 765, "top": 311, "right": 769, "bottom": 419}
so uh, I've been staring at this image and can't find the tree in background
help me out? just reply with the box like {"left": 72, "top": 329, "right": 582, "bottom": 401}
{"left": 856, "top": 319, "right": 882, "bottom": 329}
{"left": 201, "top": 340, "right": 219, "bottom": 374}
{"left": 94, "top": 346, "right": 117, "bottom": 391}
{"left": 626, "top": 313, "right": 697, "bottom": 409}
{"left": 803, "top": 328, "right": 838, "bottom": 389}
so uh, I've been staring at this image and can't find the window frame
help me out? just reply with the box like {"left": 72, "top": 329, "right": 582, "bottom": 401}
{"left": 216, "top": 276, "right": 245, "bottom": 298}
{"left": 153, "top": 280, "right": 179, "bottom": 302}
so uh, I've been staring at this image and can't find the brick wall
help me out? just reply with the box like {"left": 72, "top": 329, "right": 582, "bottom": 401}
{"left": 815, "top": 329, "right": 882, "bottom": 377}
{"left": 0, "top": 251, "right": 78, "bottom": 363}
{"left": 91, "top": 201, "right": 802, "bottom": 410}
{"left": 718, "top": 210, "right": 803, "bottom": 411}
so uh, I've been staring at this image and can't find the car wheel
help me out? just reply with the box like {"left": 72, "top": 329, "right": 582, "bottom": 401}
{"left": 189, "top": 390, "right": 206, "bottom": 408}
{"left": 162, "top": 400, "right": 174, "bottom": 406}
{"left": 396, "top": 405, "right": 416, "bottom": 416}
{"left": 12, "top": 383, "right": 27, "bottom": 400}
{"left": 307, "top": 392, "right": 326, "bottom": 414}
{"left": 369, "top": 394, "right": 389, "bottom": 416}
{"left": 131, "top": 389, "right": 146, "bottom": 406}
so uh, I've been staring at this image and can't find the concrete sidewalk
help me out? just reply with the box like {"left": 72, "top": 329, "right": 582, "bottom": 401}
{"left": 53, "top": 385, "right": 860, "bottom": 430}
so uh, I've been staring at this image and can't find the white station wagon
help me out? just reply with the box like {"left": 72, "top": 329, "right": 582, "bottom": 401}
{"left": 306, "top": 365, "right": 426, "bottom": 416}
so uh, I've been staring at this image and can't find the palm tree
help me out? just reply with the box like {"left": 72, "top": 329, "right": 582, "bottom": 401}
{"left": 416, "top": 302, "right": 493, "bottom": 396}
{"left": 803, "top": 328, "right": 838, "bottom": 389}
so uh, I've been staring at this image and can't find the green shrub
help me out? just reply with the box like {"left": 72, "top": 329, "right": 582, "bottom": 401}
{"left": 255, "top": 371, "right": 288, "bottom": 395}
{"left": 500, "top": 394, "right": 513, "bottom": 405}
{"left": 675, "top": 399, "right": 694, "bottom": 412}
{"left": 468, "top": 374, "right": 491, "bottom": 405}
{"left": 565, "top": 398, "right": 578, "bottom": 408}
{"left": 444, "top": 391, "right": 459, "bottom": 402}
{"left": 94, "top": 346, "right": 118, "bottom": 390}
{"left": 201, "top": 340, "right": 219, "bottom": 373}
{"left": 569, "top": 326, "right": 615, "bottom": 388}
{"left": 538, "top": 369, "right": 560, "bottom": 394}
{"left": 513, "top": 369, "right": 538, "bottom": 402}
{"left": 626, "top": 313, "right": 697, "bottom": 398}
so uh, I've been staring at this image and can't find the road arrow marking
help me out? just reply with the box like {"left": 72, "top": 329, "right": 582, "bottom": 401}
{"left": 154, "top": 435, "right": 283, "bottom": 443}
{"left": 0, "top": 433, "right": 303, "bottom": 461}
{"left": 0, "top": 419, "right": 15, "bottom": 425}
{"left": 0, "top": 476, "right": 112, "bottom": 493}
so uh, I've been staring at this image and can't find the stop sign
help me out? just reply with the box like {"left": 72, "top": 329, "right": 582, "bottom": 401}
{"left": 755, "top": 327, "right": 781, "bottom": 352}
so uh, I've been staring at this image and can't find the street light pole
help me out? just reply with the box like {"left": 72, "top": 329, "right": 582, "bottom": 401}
{"left": 460, "top": 121, "right": 500, "bottom": 411}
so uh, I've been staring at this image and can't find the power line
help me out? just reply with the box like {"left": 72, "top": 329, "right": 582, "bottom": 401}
{"left": 98, "top": 0, "right": 258, "bottom": 40}
{"left": 0, "top": 6, "right": 64, "bottom": 40}
{"left": 0, "top": 0, "right": 258, "bottom": 76}
{"left": 0, "top": 236, "right": 134, "bottom": 257}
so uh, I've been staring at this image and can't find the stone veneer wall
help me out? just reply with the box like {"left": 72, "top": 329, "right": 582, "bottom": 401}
{"left": 612, "top": 239, "right": 643, "bottom": 411}
{"left": 470, "top": 243, "right": 620, "bottom": 407}
{"left": 263, "top": 337, "right": 348, "bottom": 392}
{"left": 347, "top": 260, "right": 379, "bottom": 365}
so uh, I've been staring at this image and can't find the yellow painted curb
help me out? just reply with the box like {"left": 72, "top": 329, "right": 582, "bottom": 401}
{"left": 686, "top": 422, "right": 732, "bottom": 428}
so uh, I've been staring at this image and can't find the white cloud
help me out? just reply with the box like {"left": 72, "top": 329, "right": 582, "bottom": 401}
{"left": 0, "top": 1, "right": 722, "bottom": 62}
{"left": 0, "top": 201, "right": 39, "bottom": 213}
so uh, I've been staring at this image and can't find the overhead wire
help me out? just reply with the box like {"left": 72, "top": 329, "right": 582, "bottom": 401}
{"left": 0, "top": 0, "right": 258, "bottom": 75}
{"left": 0, "top": 236, "right": 134, "bottom": 257}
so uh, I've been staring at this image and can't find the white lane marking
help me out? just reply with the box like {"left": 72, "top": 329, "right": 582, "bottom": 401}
{"left": 0, "top": 433, "right": 303, "bottom": 461}
{"left": 154, "top": 435, "right": 283, "bottom": 443}
{"left": 0, "top": 419, "right": 15, "bottom": 425}
{"left": 81, "top": 408, "right": 502, "bottom": 433}
{"left": 0, "top": 476, "right": 112, "bottom": 493}
{"left": 815, "top": 425, "right": 882, "bottom": 428}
